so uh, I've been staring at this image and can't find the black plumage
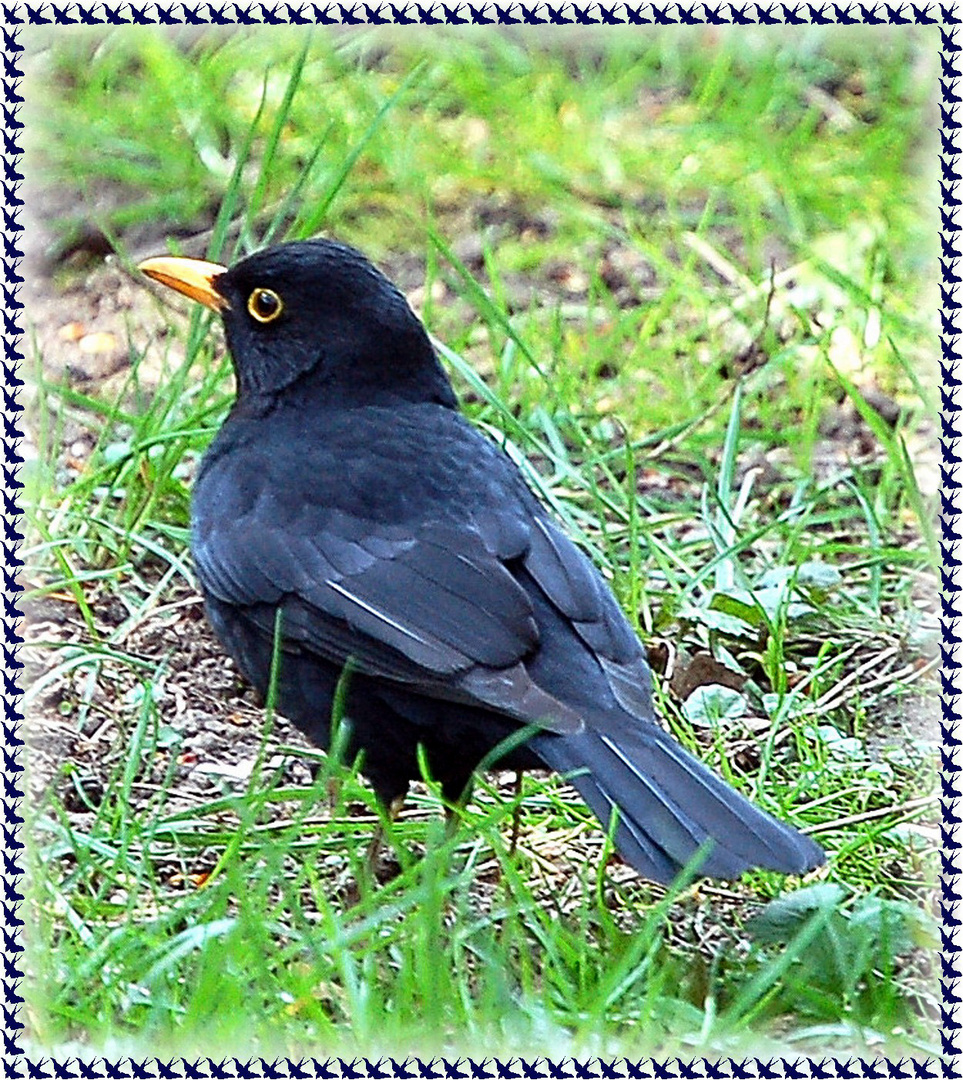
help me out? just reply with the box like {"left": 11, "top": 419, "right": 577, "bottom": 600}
{"left": 139, "top": 238, "right": 824, "bottom": 884}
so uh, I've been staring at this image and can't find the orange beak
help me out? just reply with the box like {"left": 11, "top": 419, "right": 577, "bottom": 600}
{"left": 138, "top": 256, "right": 230, "bottom": 311}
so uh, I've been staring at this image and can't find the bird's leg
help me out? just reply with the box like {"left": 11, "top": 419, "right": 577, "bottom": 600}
{"left": 509, "top": 770, "right": 524, "bottom": 856}
{"left": 365, "top": 793, "right": 406, "bottom": 871}
{"left": 327, "top": 775, "right": 341, "bottom": 813}
{"left": 441, "top": 772, "right": 475, "bottom": 840}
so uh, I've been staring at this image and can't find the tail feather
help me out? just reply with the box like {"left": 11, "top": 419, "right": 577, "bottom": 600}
{"left": 533, "top": 720, "right": 824, "bottom": 884}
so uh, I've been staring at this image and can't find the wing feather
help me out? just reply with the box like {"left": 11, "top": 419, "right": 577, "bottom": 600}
{"left": 193, "top": 423, "right": 653, "bottom": 739}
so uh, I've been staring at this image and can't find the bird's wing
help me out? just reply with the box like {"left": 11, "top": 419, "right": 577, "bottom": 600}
{"left": 193, "top": 493, "right": 587, "bottom": 735}
{"left": 520, "top": 512, "right": 656, "bottom": 721}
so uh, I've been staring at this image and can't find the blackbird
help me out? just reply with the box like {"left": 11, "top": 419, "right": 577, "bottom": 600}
{"left": 139, "top": 238, "right": 824, "bottom": 884}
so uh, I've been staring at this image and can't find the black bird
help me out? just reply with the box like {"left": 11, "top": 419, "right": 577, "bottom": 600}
{"left": 2, "top": 154, "right": 23, "bottom": 185}
{"left": 4, "top": 335, "right": 25, "bottom": 363}
{"left": 2, "top": 310, "right": 21, "bottom": 337}
{"left": 0, "top": 226, "right": 22, "bottom": 258}
{"left": 698, "top": 1066, "right": 725, "bottom": 1080}
{"left": 2, "top": 540, "right": 23, "bottom": 568}
{"left": 138, "top": 239, "right": 824, "bottom": 885}
{"left": 3, "top": 771, "right": 23, "bottom": 800}
{"left": 0, "top": 457, "right": 16, "bottom": 491}
{"left": 3, "top": 900, "right": 22, "bottom": 926}
{"left": 4, "top": 686, "right": 24, "bottom": 719}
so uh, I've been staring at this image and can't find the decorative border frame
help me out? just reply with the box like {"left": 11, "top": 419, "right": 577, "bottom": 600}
{"left": 3, "top": 12, "right": 944, "bottom": 1078}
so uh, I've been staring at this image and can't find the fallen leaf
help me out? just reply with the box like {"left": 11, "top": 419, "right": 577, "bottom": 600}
{"left": 57, "top": 321, "right": 86, "bottom": 341}
{"left": 671, "top": 650, "right": 746, "bottom": 700}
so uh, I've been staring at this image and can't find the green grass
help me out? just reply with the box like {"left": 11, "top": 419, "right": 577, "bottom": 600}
{"left": 25, "top": 29, "right": 938, "bottom": 1059}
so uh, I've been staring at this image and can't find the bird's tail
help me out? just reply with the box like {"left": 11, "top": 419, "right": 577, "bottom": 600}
{"left": 531, "top": 721, "right": 824, "bottom": 884}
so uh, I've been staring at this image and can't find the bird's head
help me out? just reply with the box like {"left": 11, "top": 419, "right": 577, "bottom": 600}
{"left": 139, "top": 238, "right": 456, "bottom": 409}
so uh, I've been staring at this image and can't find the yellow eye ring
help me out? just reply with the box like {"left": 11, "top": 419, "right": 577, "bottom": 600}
{"left": 247, "top": 287, "right": 283, "bottom": 324}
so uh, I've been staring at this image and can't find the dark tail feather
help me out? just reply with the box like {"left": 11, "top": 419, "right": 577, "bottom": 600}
{"left": 532, "top": 720, "right": 824, "bottom": 885}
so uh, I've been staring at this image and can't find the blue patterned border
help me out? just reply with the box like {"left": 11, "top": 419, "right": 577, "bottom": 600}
{"left": 0, "top": 1055, "right": 947, "bottom": 1078}
{"left": 0, "top": 3, "right": 954, "bottom": 22}
{"left": 1, "top": 8, "right": 25, "bottom": 1073}
{"left": 1, "top": 12, "right": 945, "bottom": 1079}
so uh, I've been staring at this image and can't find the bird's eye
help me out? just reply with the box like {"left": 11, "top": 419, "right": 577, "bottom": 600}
{"left": 247, "top": 287, "right": 283, "bottom": 324}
